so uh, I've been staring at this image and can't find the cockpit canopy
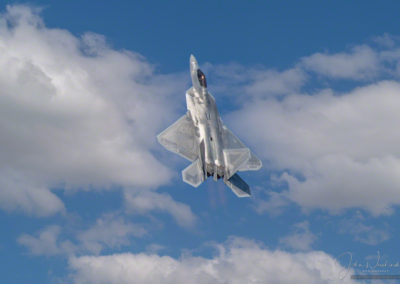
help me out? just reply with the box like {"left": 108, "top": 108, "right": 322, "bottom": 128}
{"left": 197, "top": 69, "right": 207, "bottom": 88}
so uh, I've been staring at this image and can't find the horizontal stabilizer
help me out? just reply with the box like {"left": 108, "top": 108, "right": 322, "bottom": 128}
{"left": 222, "top": 125, "right": 262, "bottom": 172}
{"left": 238, "top": 152, "right": 262, "bottom": 171}
{"left": 224, "top": 173, "right": 251, "bottom": 197}
{"left": 223, "top": 148, "right": 250, "bottom": 179}
{"left": 182, "top": 158, "right": 204, "bottom": 187}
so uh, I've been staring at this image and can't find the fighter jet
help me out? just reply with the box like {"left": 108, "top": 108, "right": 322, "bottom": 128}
{"left": 157, "top": 55, "right": 262, "bottom": 197}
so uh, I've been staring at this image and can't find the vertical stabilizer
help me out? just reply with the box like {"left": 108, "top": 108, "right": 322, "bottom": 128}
{"left": 224, "top": 173, "right": 251, "bottom": 197}
{"left": 199, "top": 139, "right": 206, "bottom": 178}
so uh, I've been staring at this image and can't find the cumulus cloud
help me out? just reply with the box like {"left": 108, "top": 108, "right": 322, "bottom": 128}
{"left": 279, "top": 221, "right": 317, "bottom": 251}
{"left": 245, "top": 68, "right": 306, "bottom": 97}
{"left": 0, "top": 5, "right": 186, "bottom": 216}
{"left": 19, "top": 213, "right": 147, "bottom": 256}
{"left": 253, "top": 188, "right": 291, "bottom": 216}
{"left": 229, "top": 79, "right": 400, "bottom": 215}
{"left": 338, "top": 211, "right": 390, "bottom": 245}
{"left": 0, "top": 171, "right": 65, "bottom": 216}
{"left": 203, "top": 63, "right": 306, "bottom": 103}
{"left": 301, "top": 45, "right": 380, "bottom": 80}
{"left": 373, "top": 33, "right": 398, "bottom": 48}
{"left": 69, "top": 237, "right": 356, "bottom": 284}
{"left": 124, "top": 190, "right": 196, "bottom": 228}
{"left": 18, "top": 225, "right": 75, "bottom": 256}
{"left": 77, "top": 213, "right": 147, "bottom": 254}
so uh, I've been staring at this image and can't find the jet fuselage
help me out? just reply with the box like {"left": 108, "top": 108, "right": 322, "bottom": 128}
{"left": 186, "top": 55, "right": 224, "bottom": 180}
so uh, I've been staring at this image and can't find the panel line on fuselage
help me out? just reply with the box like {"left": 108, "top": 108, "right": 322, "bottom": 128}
{"left": 187, "top": 87, "right": 225, "bottom": 179}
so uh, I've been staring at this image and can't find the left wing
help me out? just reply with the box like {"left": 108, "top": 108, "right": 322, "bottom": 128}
{"left": 157, "top": 113, "right": 198, "bottom": 161}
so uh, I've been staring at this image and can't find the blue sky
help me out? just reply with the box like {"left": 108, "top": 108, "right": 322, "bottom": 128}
{"left": 1, "top": 1, "right": 400, "bottom": 283}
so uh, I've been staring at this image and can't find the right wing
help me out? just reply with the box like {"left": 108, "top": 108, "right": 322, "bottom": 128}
{"left": 157, "top": 113, "right": 198, "bottom": 161}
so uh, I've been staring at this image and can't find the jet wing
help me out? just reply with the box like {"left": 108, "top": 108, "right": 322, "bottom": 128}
{"left": 157, "top": 113, "right": 198, "bottom": 161}
{"left": 222, "top": 125, "right": 262, "bottom": 171}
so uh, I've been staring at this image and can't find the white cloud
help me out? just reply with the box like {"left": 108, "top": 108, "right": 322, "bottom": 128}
{"left": 301, "top": 45, "right": 380, "bottom": 79}
{"left": 204, "top": 63, "right": 306, "bottom": 102}
{"left": 19, "top": 213, "right": 147, "bottom": 256}
{"left": 245, "top": 68, "right": 306, "bottom": 97}
{"left": 77, "top": 213, "right": 147, "bottom": 254}
{"left": 228, "top": 80, "right": 400, "bottom": 215}
{"left": 18, "top": 225, "right": 76, "bottom": 256}
{"left": 338, "top": 211, "right": 390, "bottom": 245}
{"left": 0, "top": 171, "right": 65, "bottom": 216}
{"left": 253, "top": 189, "right": 290, "bottom": 216}
{"left": 279, "top": 221, "right": 317, "bottom": 251}
{"left": 0, "top": 5, "right": 185, "bottom": 216}
{"left": 69, "top": 237, "right": 357, "bottom": 284}
{"left": 145, "top": 243, "right": 165, "bottom": 254}
{"left": 373, "top": 33, "right": 398, "bottom": 48}
{"left": 124, "top": 190, "right": 196, "bottom": 228}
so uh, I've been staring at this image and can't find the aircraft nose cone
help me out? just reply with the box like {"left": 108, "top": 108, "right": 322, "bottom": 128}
{"left": 190, "top": 54, "right": 198, "bottom": 71}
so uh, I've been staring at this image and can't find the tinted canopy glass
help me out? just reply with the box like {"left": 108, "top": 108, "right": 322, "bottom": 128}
{"left": 197, "top": 69, "right": 207, "bottom": 88}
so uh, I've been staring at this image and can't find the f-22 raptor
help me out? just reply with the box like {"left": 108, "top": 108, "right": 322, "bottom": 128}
{"left": 157, "top": 55, "right": 262, "bottom": 197}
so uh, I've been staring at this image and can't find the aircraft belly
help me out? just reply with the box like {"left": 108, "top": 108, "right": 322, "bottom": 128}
{"left": 156, "top": 55, "right": 262, "bottom": 197}
{"left": 200, "top": 123, "right": 213, "bottom": 165}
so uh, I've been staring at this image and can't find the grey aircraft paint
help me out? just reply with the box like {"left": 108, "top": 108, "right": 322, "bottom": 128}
{"left": 157, "top": 55, "right": 262, "bottom": 197}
